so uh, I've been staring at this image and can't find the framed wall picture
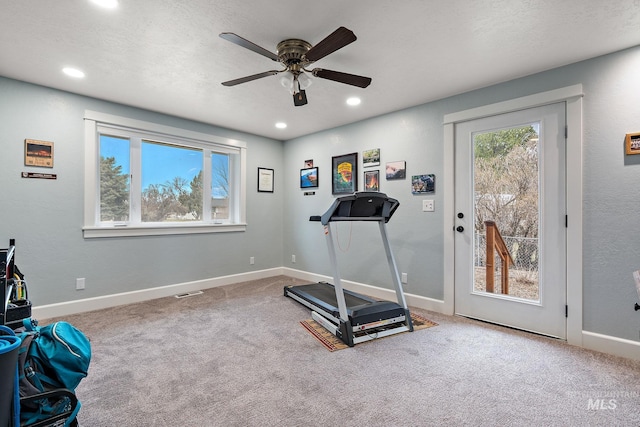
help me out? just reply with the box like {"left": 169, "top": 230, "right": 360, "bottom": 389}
{"left": 257, "top": 167, "right": 274, "bottom": 192}
{"left": 411, "top": 174, "right": 435, "bottom": 194}
{"left": 300, "top": 167, "right": 319, "bottom": 188}
{"left": 386, "top": 160, "right": 406, "bottom": 180}
{"left": 625, "top": 132, "right": 640, "bottom": 155}
{"left": 24, "top": 139, "right": 54, "bottom": 168}
{"left": 363, "top": 148, "right": 380, "bottom": 167}
{"left": 364, "top": 170, "right": 379, "bottom": 191}
{"left": 332, "top": 152, "right": 358, "bottom": 195}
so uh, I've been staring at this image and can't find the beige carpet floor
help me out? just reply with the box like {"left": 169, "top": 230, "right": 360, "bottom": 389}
{"left": 42, "top": 275, "right": 640, "bottom": 426}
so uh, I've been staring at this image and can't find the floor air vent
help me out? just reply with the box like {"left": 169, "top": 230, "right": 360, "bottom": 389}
{"left": 174, "top": 290, "right": 204, "bottom": 299}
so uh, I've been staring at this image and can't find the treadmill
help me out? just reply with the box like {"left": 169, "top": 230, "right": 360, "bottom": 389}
{"left": 285, "top": 192, "right": 413, "bottom": 347}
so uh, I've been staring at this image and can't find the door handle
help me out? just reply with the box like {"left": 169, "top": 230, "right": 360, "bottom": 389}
{"left": 456, "top": 226, "right": 464, "bottom": 233}
{"left": 457, "top": 212, "right": 464, "bottom": 218}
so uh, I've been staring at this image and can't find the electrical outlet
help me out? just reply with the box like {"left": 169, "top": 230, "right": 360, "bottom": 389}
{"left": 250, "top": 257, "right": 255, "bottom": 265}
{"left": 292, "top": 254, "right": 296, "bottom": 263}
{"left": 401, "top": 273, "right": 408, "bottom": 284}
{"left": 76, "top": 278, "right": 85, "bottom": 290}
{"left": 422, "top": 199, "right": 435, "bottom": 212}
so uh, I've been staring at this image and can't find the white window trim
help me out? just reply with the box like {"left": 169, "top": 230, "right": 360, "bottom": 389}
{"left": 83, "top": 110, "right": 247, "bottom": 238}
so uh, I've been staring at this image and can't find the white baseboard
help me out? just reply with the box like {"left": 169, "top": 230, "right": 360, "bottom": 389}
{"left": 32, "top": 266, "right": 640, "bottom": 362}
{"left": 33, "top": 267, "right": 284, "bottom": 320}
{"left": 582, "top": 330, "right": 640, "bottom": 362}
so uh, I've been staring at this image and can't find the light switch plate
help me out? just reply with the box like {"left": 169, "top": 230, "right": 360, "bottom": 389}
{"left": 423, "top": 199, "right": 435, "bottom": 212}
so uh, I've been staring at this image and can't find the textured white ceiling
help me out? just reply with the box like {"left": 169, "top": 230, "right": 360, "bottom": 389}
{"left": 1, "top": 1, "right": 639, "bottom": 140}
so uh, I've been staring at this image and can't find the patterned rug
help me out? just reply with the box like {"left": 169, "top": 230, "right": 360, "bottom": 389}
{"left": 300, "top": 312, "right": 438, "bottom": 351}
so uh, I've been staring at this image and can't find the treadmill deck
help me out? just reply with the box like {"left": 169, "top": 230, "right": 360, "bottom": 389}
{"left": 285, "top": 282, "right": 407, "bottom": 327}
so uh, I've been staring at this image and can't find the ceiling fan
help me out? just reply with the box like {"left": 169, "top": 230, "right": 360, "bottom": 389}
{"left": 219, "top": 27, "right": 372, "bottom": 106}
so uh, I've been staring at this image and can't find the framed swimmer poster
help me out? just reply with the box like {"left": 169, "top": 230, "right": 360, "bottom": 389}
{"left": 300, "top": 167, "right": 319, "bottom": 188}
{"left": 331, "top": 152, "right": 358, "bottom": 195}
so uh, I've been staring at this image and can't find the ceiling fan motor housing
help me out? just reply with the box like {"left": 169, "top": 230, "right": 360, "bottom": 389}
{"left": 276, "top": 39, "right": 312, "bottom": 70}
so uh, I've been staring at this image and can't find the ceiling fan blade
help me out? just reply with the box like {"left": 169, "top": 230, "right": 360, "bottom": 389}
{"left": 219, "top": 32, "right": 280, "bottom": 62}
{"left": 312, "top": 68, "right": 372, "bottom": 88}
{"left": 305, "top": 27, "right": 357, "bottom": 62}
{"left": 221, "top": 70, "right": 280, "bottom": 86}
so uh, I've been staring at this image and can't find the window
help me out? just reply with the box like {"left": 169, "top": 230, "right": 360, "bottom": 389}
{"left": 84, "top": 111, "right": 246, "bottom": 238}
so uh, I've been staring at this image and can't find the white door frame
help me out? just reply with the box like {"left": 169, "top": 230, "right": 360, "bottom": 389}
{"left": 442, "top": 84, "right": 584, "bottom": 346}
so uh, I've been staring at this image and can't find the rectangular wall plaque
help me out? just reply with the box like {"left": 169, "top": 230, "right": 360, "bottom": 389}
{"left": 21, "top": 172, "right": 57, "bottom": 179}
{"left": 25, "top": 139, "right": 54, "bottom": 168}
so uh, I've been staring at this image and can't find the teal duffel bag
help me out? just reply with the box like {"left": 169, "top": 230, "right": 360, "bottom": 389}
{"left": 17, "top": 320, "right": 91, "bottom": 427}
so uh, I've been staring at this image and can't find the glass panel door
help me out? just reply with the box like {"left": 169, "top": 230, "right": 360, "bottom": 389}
{"left": 454, "top": 103, "right": 567, "bottom": 339}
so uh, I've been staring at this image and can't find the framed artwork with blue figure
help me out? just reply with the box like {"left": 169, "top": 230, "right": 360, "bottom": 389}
{"left": 300, "top": 167, "right": 319, "bottom": 188}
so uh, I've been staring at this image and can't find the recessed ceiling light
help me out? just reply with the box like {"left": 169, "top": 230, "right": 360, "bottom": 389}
{"left": 62, "top": 67, "right": 85, "bottom": 78}
{"left": 90, "top": 0, "right": 118, "bottom": 8}
{"left": 275, "top": 122, "right": 287, "bottom": 129}
{"left": 346, "top": 97, "right": 361, "bottom": 106}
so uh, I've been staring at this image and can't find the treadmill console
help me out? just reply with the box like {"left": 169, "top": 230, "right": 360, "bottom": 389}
{"left": 314, "top": 192, "right": 399, "bottom": 225}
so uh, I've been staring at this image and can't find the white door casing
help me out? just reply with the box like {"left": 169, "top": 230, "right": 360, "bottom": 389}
{"left": 454, "top": 103, "right": 566, "bottom": 338}
{"left": 442, "top": 85, "right": 583, "bottom": 345}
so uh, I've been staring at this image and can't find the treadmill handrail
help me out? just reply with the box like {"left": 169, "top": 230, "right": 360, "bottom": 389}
{"left": 322, "top": 216, "right": 384, "bottom": 222}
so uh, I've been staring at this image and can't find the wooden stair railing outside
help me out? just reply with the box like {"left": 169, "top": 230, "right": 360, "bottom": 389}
{"left": 485, "top": 220, "right": 515, "bottom": 294}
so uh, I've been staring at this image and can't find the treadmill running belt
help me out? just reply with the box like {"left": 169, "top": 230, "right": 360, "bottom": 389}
{"left": 293, "top": 282, "right": 377, "bottom": 308}
{"left": 285, "top": 282, "right": 407, "bottom": 327}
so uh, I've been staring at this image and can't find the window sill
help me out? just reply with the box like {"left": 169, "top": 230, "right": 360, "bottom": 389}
{"left": 83, "top": 223, "right": 247, "bottom": 238}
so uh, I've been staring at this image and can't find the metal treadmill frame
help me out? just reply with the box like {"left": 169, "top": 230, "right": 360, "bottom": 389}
{"left": 287, "top": 192, "right": 413, "bottom": 346}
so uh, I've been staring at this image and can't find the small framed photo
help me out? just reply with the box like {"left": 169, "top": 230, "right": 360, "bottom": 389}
{"left": 364, "top": 170, "right": 379, "bottom": 191}
{"left": 625, "top": 132, "right": 640, "bottom": 155}
{"left": 300, "top": 167, "right": 319, "bottom": 188}
{"left": 386, "top": 161, "right": 406, "bottom": 180}
{"left": 412, "top": 174, "right": 435, "bottom": 194}
{"left": 25, "top": 139, "right": 54, "bottom": 168}
{"left": 304, "top": 159, "right": 314, "bottom": 168}
{"left": 257, "top": 167, "right": 274, "bottom": 192}
{"left": 332, "top": 152, "right": 358, "bottom": 195}
{"left": 363, "top": 148, "right": 380, "bottom": 167}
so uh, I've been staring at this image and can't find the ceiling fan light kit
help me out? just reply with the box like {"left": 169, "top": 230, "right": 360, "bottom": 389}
{"left": 220, "top": 27, "right": 371, "bottom": 107}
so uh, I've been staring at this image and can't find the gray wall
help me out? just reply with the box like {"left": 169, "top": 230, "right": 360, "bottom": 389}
{"left": 282, "top": 46, "right": 640, "bottom": 342}
{"left": 0, "top": 77, "right": 284, "bottom": 306}
{"left": 283, "top": 106, "right": 446, "bottom": 299}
